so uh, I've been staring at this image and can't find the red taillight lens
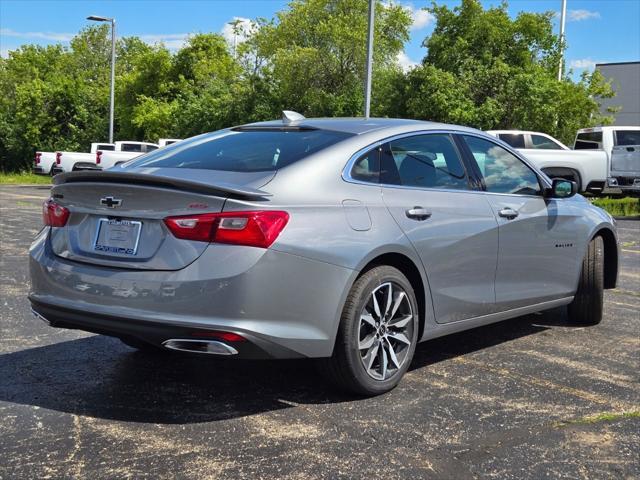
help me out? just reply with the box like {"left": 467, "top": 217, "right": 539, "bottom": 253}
{"left": 42, "top": 198, "right": 70, "bottom": 227}
{"left": 55, "top": 152, "right": 61, "bottom": 165}
{"left": 35, "top": 152, "right": 42, "bottom": 165}
{"left": 96, "top": 151, "right": 102, "bottom": 165}
{"left": 164, "top": 210, "right": 289, "bottom": 248}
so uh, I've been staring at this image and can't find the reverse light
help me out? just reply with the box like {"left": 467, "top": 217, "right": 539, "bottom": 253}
{"left": 42, "top": 198, "right": 70, "bottom": 227}
{"left": 164, "top": 210, "right": 289, "bottom": 248}
{"left": 55, "top": 152, "right": 62, "bottom": 165}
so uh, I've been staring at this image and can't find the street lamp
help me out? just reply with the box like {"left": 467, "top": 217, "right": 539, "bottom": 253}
{"left": 363, "top": 0, "right": 375, "bottom": 118}
{"left": 558, "top": 0, "right": 567, "bottom": 81}
{"left": 87, "top": 15, "right": 116, "bottom": 143}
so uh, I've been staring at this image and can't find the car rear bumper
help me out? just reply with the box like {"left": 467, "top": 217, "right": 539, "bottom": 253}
{"left": 29, "top": 228, "right": 356, "bottom": 359}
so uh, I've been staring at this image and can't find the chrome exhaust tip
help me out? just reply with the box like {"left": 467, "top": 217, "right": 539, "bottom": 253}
{"left": 162, "top": 339, "right": 238, "bottom": 356}
{"left": 31, "top": 308, "right": 51, "bottom": 325}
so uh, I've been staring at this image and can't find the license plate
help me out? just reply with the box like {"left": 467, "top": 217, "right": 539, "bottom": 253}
{"left": 94, "top": 218, "right": 142, "bottom": 256}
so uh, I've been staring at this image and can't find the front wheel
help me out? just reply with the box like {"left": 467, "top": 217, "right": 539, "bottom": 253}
{"left": 319, "top": 266, "right": 419, "bottom": 396}
{"left": 567, "top": 236, "right": 604, "bottom": 325}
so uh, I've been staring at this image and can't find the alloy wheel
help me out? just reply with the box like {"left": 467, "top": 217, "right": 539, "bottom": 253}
{"left": 357, "top": 282, "right": 415, "bottom": 381}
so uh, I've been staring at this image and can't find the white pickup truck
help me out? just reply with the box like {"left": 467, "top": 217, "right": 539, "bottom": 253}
{"left": 52, "top": 141, "right": 158, "bottom": 174}
{"left": 574, "top": 126, "right": 640, "bottom": 196}
{"left": 34, "top": 142, "right": 114, "bottom": 175}
{"left": 486, "top": 130, "right": 607, "bottom": 194}
{"left": 94, "top": 141, "right": 161, "bottom": 170}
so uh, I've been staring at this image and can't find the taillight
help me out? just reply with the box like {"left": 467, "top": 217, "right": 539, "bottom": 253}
{"left": 55, "top": 152, "right": 61, "bottom": 165}
{"left": 42, "top": 198, "right": 70, "bottom": 227}
{"left": 164, "top": 210, "right": 289, "bottom": 248}
{"left": 35, "top": 152, "right": 42, "bottom": 165}
{"left": 96, "top": 151, "right": 102, "bottom": 165}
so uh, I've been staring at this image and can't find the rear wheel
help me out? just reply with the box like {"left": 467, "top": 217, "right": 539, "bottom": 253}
{"left": 319, "top": 266, "right": 419, "bottom": 396}
{"left": 567, "top": 236, "right": 604, "bottom": 325}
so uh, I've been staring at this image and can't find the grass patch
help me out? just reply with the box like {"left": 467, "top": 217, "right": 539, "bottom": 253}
{"left": 0, "top": 172, "right": 53, "bottom": 185}
{"left": 591, "top": 197, "right": 640, "bottom": 217}
{"left": 556, "top": 410, "right": 640, "bottom": 427}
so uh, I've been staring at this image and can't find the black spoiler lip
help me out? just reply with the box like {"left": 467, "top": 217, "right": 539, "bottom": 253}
{"left": 52, "top": 170, "right": 273, "bottom": 199}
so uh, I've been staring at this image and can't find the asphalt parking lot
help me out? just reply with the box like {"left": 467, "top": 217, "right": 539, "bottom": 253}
{"left": 1, "top": 184, "right": 638, "bottom": 479}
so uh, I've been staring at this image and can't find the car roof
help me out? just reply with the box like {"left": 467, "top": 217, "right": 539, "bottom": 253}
{"left": 239, "top": 117, "right": 466, "bottom": 135}
{"left": 487, "top": 130, "right": 554, "bottom": 136}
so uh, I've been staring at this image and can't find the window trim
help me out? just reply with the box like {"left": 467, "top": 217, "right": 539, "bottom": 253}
{"left": 458, "top": 134, "right": 546, "bottom": 197}
{"left": 342, "top": 129, "right": 551, "bottom": 196}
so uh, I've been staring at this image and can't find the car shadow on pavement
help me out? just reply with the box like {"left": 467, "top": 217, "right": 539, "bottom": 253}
{"left": 0, "top": 307, "right": 575, "bottom": 424}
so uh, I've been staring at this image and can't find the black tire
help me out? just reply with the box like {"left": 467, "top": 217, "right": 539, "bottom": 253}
{"left": 119, "top": 336, "right": 165, "bottom": 353}
{"left": 567, "top": 236, "right": 604, "bottom": 325}
{"left": 318, "top": 265, "right": 419, "bottom": 396}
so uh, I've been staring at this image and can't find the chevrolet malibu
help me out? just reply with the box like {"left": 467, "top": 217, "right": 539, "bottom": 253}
{"left": 29, "top": 115, "right": 619, "bottom": 395}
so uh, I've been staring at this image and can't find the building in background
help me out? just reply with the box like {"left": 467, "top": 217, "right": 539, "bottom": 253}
{"left": 596, "top": 61, "right": 640, "bottom": 126}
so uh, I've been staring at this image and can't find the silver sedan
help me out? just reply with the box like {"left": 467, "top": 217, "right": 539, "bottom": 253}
{"left": 29, "top": 115, "right": 618, "bottom": 395}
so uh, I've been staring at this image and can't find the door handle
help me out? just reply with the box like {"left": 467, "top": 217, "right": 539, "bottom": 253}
{"left": 498, "top": 207, "right": 519, "bottom": 219}
{"left": 406, "top": 207, "right": 432, "bottom": 220}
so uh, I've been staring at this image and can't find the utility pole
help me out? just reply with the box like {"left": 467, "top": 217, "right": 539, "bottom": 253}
{"left": 364, "top": 0, "right": 375, "bottom": 118}
{"left": 558, "top": 0, "right": 567, "bottom": 81}
{"left": 228, "top": 19, "right": 244, "bottom": 59}
{"left": 87, "top": 15, "right": 116, "bottom": 143}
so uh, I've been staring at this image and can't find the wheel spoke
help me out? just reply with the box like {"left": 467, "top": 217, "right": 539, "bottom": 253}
{"left": 372, "top": 293, "right": 381, "bottom": 319}
{"left": 380, "top": 346, "right": 388, "bottom": 379}
{"left": 387, "top": 331, "right": 411, "bottom": 345}
{"left": 390, "top": 291, "right": 406, "bottom": 319}
{"left": 388, "top": 314, "right": 412, "bottom": 329}
{"left": 359, "top": 333, "right": 376, "bottom": 350}
{"left": 361, "top": 313, "right": 376, "bottom": 328}
{"left": 386, "top": 339, "right": 401, "bottom": 369}
{"left": 364, "top": 342, "right": 379, "bottom": 370}
{"left": 384, "top": 283, "right": 393, "bottom": 317}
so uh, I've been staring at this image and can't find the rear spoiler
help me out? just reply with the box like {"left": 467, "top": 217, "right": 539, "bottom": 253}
{"left": 52, "top": 171, "right": 272, "bottom": 199}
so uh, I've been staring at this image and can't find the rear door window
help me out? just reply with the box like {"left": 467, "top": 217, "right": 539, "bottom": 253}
{"left": 530, "top": 134, "right": 563, "bottom": 150}
{"left": 615, "top": 130, "right": 640, "bottom": 146}
{"left": 498, "top": 133, "right": 526, "bottom": 149}
{"left": 121, "top": 143, "right": 144, "bottom": 152}
{"left": 126, "top": 129, "right": 353, "bottom": 172}
{"left": 380, "top": 134, "right": 469, "bottom": 190}
{"left": 574, "top": 131, "right": 603, "bottom": 150}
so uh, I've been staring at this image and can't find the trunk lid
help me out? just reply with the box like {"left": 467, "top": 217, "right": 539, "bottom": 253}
{"left": 49, "top": 168, "right": 274, "bottom": 270}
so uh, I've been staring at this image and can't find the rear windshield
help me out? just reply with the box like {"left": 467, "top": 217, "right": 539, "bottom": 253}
{"left": 615, "top": 130, "right": 640, "bottom": 146}
{"left": 574, "top": 131, "right": 603, "bottom": 150}
{"left": 121, "top": 143, "right": 144, "bottom": 152}
{"left": 498, "top": 133, "right": 525, "bottom": 149}
{"left": 125, "top": 129, "right": 354, "bottom": 172}
{"left": 97, "top": 144, "right": 115, "bottom": 151}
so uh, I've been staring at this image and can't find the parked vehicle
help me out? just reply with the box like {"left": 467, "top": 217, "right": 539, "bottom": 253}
{"left": 30, "top": 115, "right": 618, "bottom": 396}
{"left": 53, "top": 141, "right": 158, "bottom": 174}
{"left": 34, "top": 143, "right": 114, "bottom": 175}
{"left": 96, "top": 141, "right": 159, "bottom": 171}
{"left": 486, "top": 130, "right": 607, "bottom": 194}
{"left": 574, "top": 126, "right": 640, "bottom": 195}
{"left": 158, "top": 138, "right": 182, "bottom": 147}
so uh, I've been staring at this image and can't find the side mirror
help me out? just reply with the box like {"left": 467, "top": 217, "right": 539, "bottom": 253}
{"left": 545, "top": 178, "right": 577, "bottom": 198}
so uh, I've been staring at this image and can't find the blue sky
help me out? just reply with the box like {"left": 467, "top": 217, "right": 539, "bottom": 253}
{"left": 1, "top": 0, "right": 639, "bottom": 79}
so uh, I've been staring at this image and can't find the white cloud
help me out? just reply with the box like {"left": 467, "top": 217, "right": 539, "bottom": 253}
{"left": 220, "top": 17, "right": 257, "bottom": 47}
{"left": 138, "top": 33, "right": 191, "bottom": 51}
{"left": 0, "top": 28, "right": 74, "bottom": 42}
{"left": 397, "top": 51, "right": 419, "bottom": 72}
{"left": 409, "top": 7, "right": 434, "bottom": 30}
{"left": 568, "top": 9, "right": 600, "bottom": 21}
{"left": 0, "top": 48, "right": 9, "bottom": 58}
{"left": 569, "top": 58, "right": 596, "bottom": 69}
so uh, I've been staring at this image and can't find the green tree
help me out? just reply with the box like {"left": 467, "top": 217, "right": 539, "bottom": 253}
{"left": 398, "top": 0, "right": 615, "bottom": 144}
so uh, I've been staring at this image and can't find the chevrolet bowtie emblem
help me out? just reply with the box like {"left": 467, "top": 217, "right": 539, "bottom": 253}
{"left": 100, "top": 196, "right": 122, "bottom": 208}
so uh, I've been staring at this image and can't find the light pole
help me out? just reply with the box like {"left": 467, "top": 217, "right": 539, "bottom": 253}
{"left": 558, "top": 0, "right": 567, "bottom": 81}
{"left": 228, "top": 19, "right": 244, "bottom": 59}
{"left": 87, "top": 15, "right": 116, "bottom": 143}
{"left": 364, "top": 0, "right": 375, "bottom": 118}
